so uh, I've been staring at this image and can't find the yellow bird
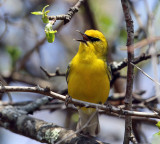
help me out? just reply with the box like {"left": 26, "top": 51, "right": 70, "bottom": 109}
{"left": 66, "top": 30, "right": 111, "bottom": 136}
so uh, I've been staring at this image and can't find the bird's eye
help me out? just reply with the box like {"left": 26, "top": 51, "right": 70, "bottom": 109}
{"left": 87, "top": 36, "right": 100, "bottom": 42}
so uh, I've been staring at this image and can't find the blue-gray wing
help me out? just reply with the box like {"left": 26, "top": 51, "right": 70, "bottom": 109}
{"left": 106, "top": 62, "right": 112, "bottom": 82}
{"left": 66, "top": 63, "right": 71, "bottom": 84}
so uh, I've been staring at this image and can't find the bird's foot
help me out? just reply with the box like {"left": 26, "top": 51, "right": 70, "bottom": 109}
{"left": 105, "top": 101, "right": 112, "bottom": 113}
{"left": 65, "top": 95, "right": 72, "bottom": 107}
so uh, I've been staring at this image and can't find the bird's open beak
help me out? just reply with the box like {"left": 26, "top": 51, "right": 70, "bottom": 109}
{"left": 75, "top": 30, "right": 89, "bottom": 43}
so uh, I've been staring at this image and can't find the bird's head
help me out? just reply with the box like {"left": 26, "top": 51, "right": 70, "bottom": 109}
{"left": 76, "top": 30, "right": 108, "bottom": 59}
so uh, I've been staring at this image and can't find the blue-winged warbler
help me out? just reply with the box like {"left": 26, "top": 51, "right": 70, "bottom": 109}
{"left": 66, "top": 30, "right": 111, "bottom": 136}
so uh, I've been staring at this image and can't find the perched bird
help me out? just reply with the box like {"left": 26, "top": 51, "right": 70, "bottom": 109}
{"left": 66, "top": 30, "right": 111, "bottom": 136}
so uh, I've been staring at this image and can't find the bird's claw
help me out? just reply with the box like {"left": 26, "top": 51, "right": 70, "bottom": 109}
{"left": 65, "top": 95, "right": 72, "bottom": 107}
{"left": 106, "top": 101, "right": 112, "bottom": 113}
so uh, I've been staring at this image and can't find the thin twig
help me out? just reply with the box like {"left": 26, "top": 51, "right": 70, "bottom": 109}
{"left": 40, "top": 66, "right": 65, "bottom": 78}
{"left": 111, "top": 52, "right": 160, "bottom": 73}
{"left": 0, "top": 75, "right": 12, "bottom": 102}
{"left": 131, "top": 62, "right": 160, "bottom": 86}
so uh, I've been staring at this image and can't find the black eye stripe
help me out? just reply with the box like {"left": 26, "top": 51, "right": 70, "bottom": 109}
{"left": 87, "top": 35, "right": 100, "bottom": 42}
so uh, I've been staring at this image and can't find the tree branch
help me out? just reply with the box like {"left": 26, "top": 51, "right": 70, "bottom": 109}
{"left": 0, "top": 85, "right": 159, "bottom": 119}
{"left": 48, "top": 0, "right": 85, "bottom": 24}
{"left": 19, "top": 96, "right": 53, "bottom": 113}
{"left": 0, "top": 105, "right": 107, "bottom": 144}
{"left": 121, "top": 0, "right": 134, "bottom": 143}
{"left": 111, "top": 52, "right": 160, "bottom": 73}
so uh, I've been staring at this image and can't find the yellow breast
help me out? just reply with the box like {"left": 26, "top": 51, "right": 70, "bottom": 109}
{"left": 68, "top": 54, "right": 110, "bottom": 104}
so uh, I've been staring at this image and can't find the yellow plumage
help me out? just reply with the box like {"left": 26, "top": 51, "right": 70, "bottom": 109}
{"left": 66, "top": 30, "right": 111, "bottom": 136}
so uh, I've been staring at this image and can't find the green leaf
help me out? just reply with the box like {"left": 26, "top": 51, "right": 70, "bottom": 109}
{"left": 42, "top": 14, "right": 49, "bottom": 23}
{"left": 31, "top": 5, "right": 50, "bottom": 23}
{"left": 31, "top": 11, "right": 43, "bottom": 15}
{"left": 156, "top": 121, "right": 160, "bottom": 129}
{"left": 45, "top": 23, "right": 57, "bottom": 43}
{"left": 42, "top": 5, "right": 49, "bottom": 13}
{"left": 42, "top": 6, "right": 50, "bottom": 23}
{"left": 45, "top": 10, "right": 50, "bottom": 14}
{"left": 41, "top": 5, "right": 50, "bottom": 23}
{"left": 31, "top": 5, "right": 57, "bottom": 43}
{"left": 45, "top": 30, "right": 57, "bottom": 43}
{"left": 45, "top": 22, "right": 53, "bottom": 31}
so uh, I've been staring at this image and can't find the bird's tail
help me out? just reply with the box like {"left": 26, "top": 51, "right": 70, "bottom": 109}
{"left": 77, "top": 108, "right": 100, "bottom": 137}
